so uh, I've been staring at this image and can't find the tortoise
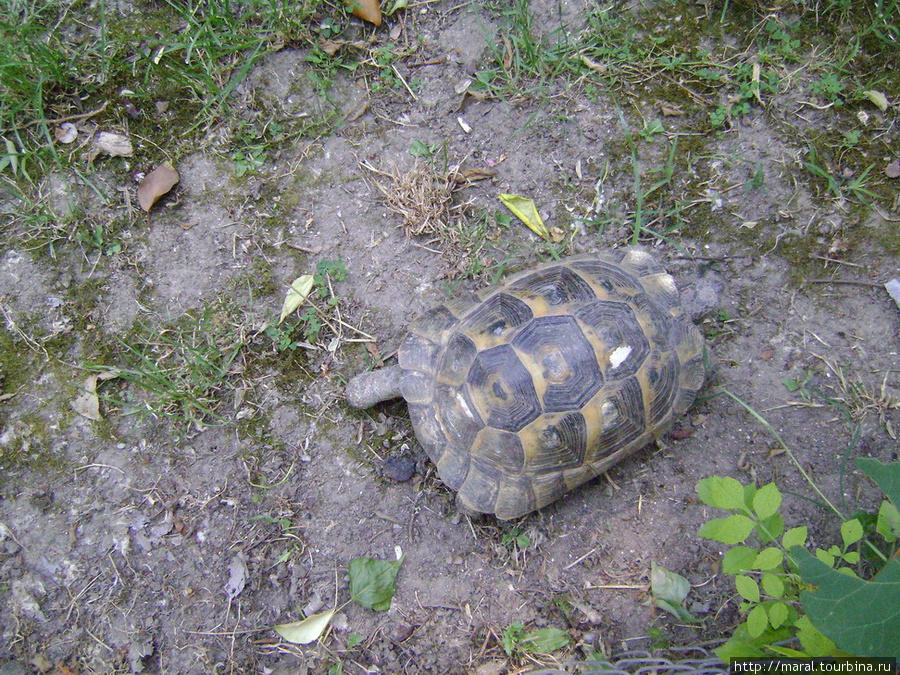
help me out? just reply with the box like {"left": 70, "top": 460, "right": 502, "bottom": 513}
{"left": 346, "top": 248, "right": 708, "bottom": 520}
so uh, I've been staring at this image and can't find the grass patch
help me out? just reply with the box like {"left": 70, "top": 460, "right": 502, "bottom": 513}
{"left": 0, "top": 0, "right": 334, "bottom": 249}
{"left": 88, "top": 299, "right": 253, "bottom": 429}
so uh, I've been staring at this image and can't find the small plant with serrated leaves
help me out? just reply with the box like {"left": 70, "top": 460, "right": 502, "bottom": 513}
{"left": 697, "top": 458, "right": 900, "bottom": 660}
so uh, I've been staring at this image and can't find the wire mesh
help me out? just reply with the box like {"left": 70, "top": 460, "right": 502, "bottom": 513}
{"left": 523, "top": 643, "right": 729, "bottom": 675}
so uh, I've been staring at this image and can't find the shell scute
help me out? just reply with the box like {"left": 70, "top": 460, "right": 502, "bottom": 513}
{"left": 511, "top": 315, "right": 603, "bottom": 412}
{"left": 466, "top": 344, "right": 542, "bottom": 432}
{"left": 506, "top": 264, "right": 597, "bottom": 309}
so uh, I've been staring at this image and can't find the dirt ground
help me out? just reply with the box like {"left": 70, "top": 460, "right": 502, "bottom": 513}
{"left": 1, "top": 0, "right": 898, "bottom": 673}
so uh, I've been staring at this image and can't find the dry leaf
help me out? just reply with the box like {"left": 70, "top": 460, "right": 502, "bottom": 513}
{"left": 581, "top": 55, "right": 607, "bottom": 74}
{"left": 661, "top": 105, "right": 685, "bottom": 117}
{"left": 320, "top": 39, "right": 345, "bottom": 56}
{"left": 225, "top": 555, "right": 247, "bottom": 600}
{"left": 457, "top": 116, "right": 472, "bottom": 133}
{"left": 886, "top": 279, "right": 900, "bottom": 310}
{"left": 501, "top": 33, "right": 513, "bottom": 70}
{"left": 499, "top": 193, "right": 550, "bottom": 241}
{"left": 885, "top": 160, "right": 900, "bottom": 179}
{"left": 456, "top": 167, "right": 496, "bottom": 183}
{"left": 279, "top": 275, "right": 315, "bottom": 324}
{"left": 454, "top": 78, "right": 472, "bottom": 95}
{"left": 751, "top": 62, "right": 763, "bottom": 103}
{"left": 275, "top": 608, "right": 336, "bottom": 644}
{"left": 864, "top": 90, "right": 889, "bottom": 112}
{"left": 364, "top": 342, "right": 382, "bottom": 366}
{"left": 93, "top": 131, "right": 133, "bottom": 158}
{"left": 138, "top": 162, "right": 180, "bottom": 212}
{"left": 347, "top": 0, "right": 381, "bottom": 26}
{"left": 70, "top": 371, "right": 119, "bottom": 421}
{"left": 55, "top": 123, "right": 77, "bottom": 144}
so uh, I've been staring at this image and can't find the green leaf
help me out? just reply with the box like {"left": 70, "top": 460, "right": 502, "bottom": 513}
{"left": 792, "top": 547, "right": 900, "bottom": 658}
{"left": 696, "top": 476, "right": 747, "bottom": 510}
{"left": 274, "top": 608, "right": 336, "bottom": 644}
{"left": 753, "top": 483, "right": 782, "bottom": 520}
{"left": 768, "top": 645, "right": 813, "bottom": 658}
{"left": 753, "top": 547, "right": 784, "bottom": 571}
{"left": 746, "top": 604, "right": 769, "bottom": 637}
{"left": 502, "top": 622, "right": 524, "bottom": 656}
{"left": 385, "top": 0, "right": 408, "bottom": 16}
{"left": 855, "top": 458, "right": 900, "bottom": 508}
{"left": 735, "top": 575, "right": 760, "bottom": 603}
{"left": 794, "top": 615, "right": 841, "bottom": 657}
{"left": 722, "top": 546, "right": 758, "bottom": 574}
{"left": 743, "top": 483, "right": 758, "bottom": 509}
{"left": 782, "top": 526, "right": 808, "bottom": 550}
{"left": 650, "top": 562, "right": 696, "bottom": 622}
{"left": 409, "top": 139, "right": 435, "bottom": 157}
{"left": 650, "top": 561, "right": 690, "bottom": 604}
{"left": 655, "top": 598, "right": 697, "bottom": 623}
{"left": 698, "top": 514, "right": 756, "bottom": 544}
{"left": 349, "top": 556, "right": 403, "bottom": 611}
{"left": 840, "top": 519, "right": 863, "bottom": 548}
{"left": 768, "top": 601, "right": 789, "bottom": 629}
{"left": 519, "top": 627, "right": 571, "bottom": 654}
{"left": 815, "top": 548, "right": 836, "bottom": 567}
{"left": 783, "top": 378, "right": 802, "bottom": 393}
{"left": 876, "top": 500, "right": 900, "bottom": 543}
{"left": 716, "top": 624, "right": 792, "bottom": 659}
{"left": 755, "top": 512, "right": 784, "bottom": 544}
{"left": 760, "top": 572, "right": 785, "bottom": 599}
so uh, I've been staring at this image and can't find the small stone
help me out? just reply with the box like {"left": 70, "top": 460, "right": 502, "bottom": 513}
{"left": 382, "top": 456, "right": 416, "bottom": 482}
{"left": 392, "top": 622, "right": 415, "bottom": 643}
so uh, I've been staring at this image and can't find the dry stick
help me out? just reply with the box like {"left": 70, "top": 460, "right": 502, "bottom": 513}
{"left": 23, "top": 101, "right": 109, "bottom": 128}
{"left": 805, "top": 279, "right": 884, "bottom": 287}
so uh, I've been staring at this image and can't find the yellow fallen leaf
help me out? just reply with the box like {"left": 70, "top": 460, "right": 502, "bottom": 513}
{"left": 347, "top": 0, "right": 381, "bottom": 26}
{"left": 138, "top": 162, "right": 180, "bottom": 212}
{"left": 580, "top": 55, "right": 607, "bottom": 74}
{"left": 864, "top": 90, "right": 889, "bottom": 112}
{"left": 499, "top": 193, "right": 550, "bottom": 241}
{"left": 279, "top": 275, "right": 315, "bottom": 324}
{"left": 274, "top": 608, "right": 336, "bottom": 644}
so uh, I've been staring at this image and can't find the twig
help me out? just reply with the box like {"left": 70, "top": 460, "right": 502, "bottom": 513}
{"left": 564, "top": 548, "right": 597, "bottom": 570}
{"left": 391, "top": 65, "right": 419, "bottom": 101}
{"left": 23, "top": 101, "right": 109, "bottom": 128}
{"left": 809, "top": 254, "right": 863, "bottom": 267}
{"left": 804, "top": 278, "right": 883, "bottom": 287}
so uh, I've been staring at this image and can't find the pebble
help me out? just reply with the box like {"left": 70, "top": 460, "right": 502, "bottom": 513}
{"left": 381, "top": 456, "right": 416, "bottom": 482}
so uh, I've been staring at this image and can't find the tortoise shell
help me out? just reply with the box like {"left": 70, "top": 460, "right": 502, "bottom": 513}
{"left": 397, "top": 249, "right": 705, "bottom": 519}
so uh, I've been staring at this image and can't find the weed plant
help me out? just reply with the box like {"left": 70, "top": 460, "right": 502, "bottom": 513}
{"left": 699, "top": 391, "right": 900, "bottom": 659}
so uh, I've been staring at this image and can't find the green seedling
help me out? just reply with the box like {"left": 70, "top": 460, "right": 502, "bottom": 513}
{"left": 501, "top": 621, "right": 570, "bottom": 657}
